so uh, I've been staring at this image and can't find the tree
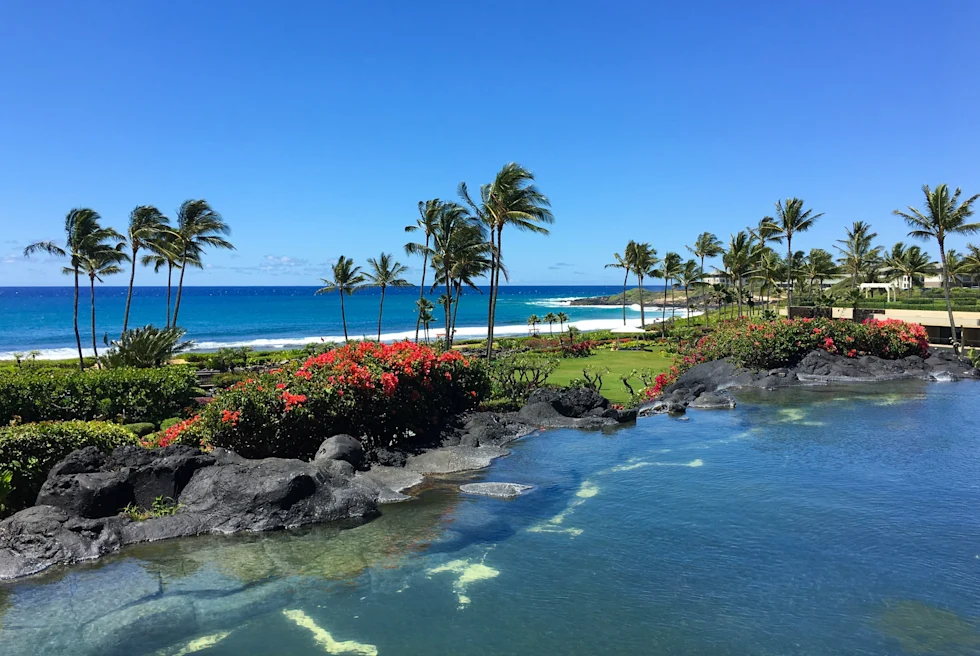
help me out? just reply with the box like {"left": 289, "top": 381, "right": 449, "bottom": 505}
{"left": 801, "top": 248, "right": 838, "bottom": 298}
{"left": 543, "top": 312, "right": 558, "bottom": 336}
{"left": 721, "top": 231, "right": 756, "bottom": 317}
{"left": 79, "top": 234, "right": 127, "bottom": 359}
{"left": 687, "top": 232, "right": 724, "bottom": 325}
{"left": 659, "top": 252, "right": 683, "bottom": 333}
{"left": 835, "top": 221, "right": 881, "bottom": 287}
{"left": 557, "top": 311, "right": 569, "bottom": 341}
{"left": 23, "top": 208, "right": 119, "bottom": 370}
{"left": 364, "top": 252, "right": 411, "bottom": 341}
{"left": 894, "top": 184, "right": 980, "bottom": 354}
{"left": 606, "top": 241, "right": 638, "bottom": 325}
{"left": 405, "top": 199, "right": 443, "bottom": 342}
{"left": 885, "top": 242, "right": 936, "bottom": 297}
{"left": 429, "top": 203, "right": 487, "bottom": 347}
{"left": 459, "top": 163, "right": 553, "bottom": 359}
{"left": 626, "top": 242, "right": 657, "bottom": 328}
{"left": 676, "top": 260, "right": 703, "bottom": 326}
{"left": 772, "top": 198, "right": 823, "bottom": 309}
{"left": 527, "top": 314, "right": 541, "bottom": 335}
{"left": 141, "top": 230, "right": 185, "bottom": 327}
{"left": 121, "top": 206, "right": 170, "bottom": 335}
{"left": 172, "top": 200, "right": 233, "bottom": 326}
{"left": 416, "top": 298, "right": 436, "bottom": 345}
{"left": 315, "top": 255, "right": 366, "bottom": 341}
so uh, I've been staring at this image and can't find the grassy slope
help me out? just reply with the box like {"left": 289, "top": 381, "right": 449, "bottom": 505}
{"left": 546, "top": 348, "right": 674, "bottom": 404}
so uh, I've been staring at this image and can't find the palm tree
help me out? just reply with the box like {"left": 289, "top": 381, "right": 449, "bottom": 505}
{"left": 364, "top": 252, "right": 411, "bottom": 341}
{"left": 121, "top": 205, "right": 170, "bottom": 335}
{"left": 771, "top": 198, "right": 823, "bottom": 309}
{"left": 659, "top": 252, "right": 683, "bottom": 332}
{"left": 885, "top": 242, "right": 937, "bottom": 298}
{"left": 801, "top": 248, "right": 837, "bottom": 299}
{"left": 687, "top": 232, "right": 724, "bottom": 324}
{"left": 141, "top": 231, "right": 184, "bottom": 327}
{"left": 79, "top": 235, "right": 127, "bottom": 359}
{"left": 428, "top": 203, "right": 486, "bottom": 347}
{"left": 316, "top": 255, "right": 366, "bottom": 341}
{"left": 172, "top": 200, "right": 233, "bottom": 326}
{"left": 557, "top": 311, "right": 569, "bottom": 342}
{"left": 23, "top": 208, "right": 118, "bottom": 369}
{"left": 753, "top": 250, "right": 783, "bottom": 310}
{"left": 834, "top": 221, "right": 881, "bottom": 287}
{"left": 676, "top": 260, "right": 703, "bottom": 326}
{"left": 405, "top": 199, "right": 443, "bottom": 342}
{"left": 442, "top": 226, "right": 491, "bottom": 343}
{"left": 606, "top": 241, "right": 638, "bottom": 325}
{"left": 417, "top": 298, "right": 436, "bottom": 345}
{"left": 894, "top": 184, "right": 980, "bottom": 354}
{"left": 626, "top": 243, "right": 657, "bottom": 328}
{"left": 459, "top": 162, "right": 554, "bottom": 359}
{"left": 722, "top": 231, "right": 756, "bottom": 317}
{"left": 527, "top": 314, "right": 541, "bottom": 336}
{"left": 543, "top": 312, "right": 558, "bottom": 337}
{"left": 943, "top": 249, "right": 969, "bottom": 288}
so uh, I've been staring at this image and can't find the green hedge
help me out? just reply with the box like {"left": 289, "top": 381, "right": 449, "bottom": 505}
{"left": 0, "top": 367, "right": 199, "bottom": 425}
{"left": 0, "top": 421, "right": 139, "bottom": 515}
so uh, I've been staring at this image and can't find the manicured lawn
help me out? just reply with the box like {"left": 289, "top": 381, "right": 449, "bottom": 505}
{"left": 547, "top": 348, "right": 674, "bottom": 404}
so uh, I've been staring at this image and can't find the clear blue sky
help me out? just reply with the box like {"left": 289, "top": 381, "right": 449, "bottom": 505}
{"left": 1, "top": 1, "right": 978, "bottom": 286}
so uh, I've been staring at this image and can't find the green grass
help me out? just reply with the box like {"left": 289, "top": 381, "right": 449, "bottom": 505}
{"left": 546, "top": 348, "right": 674, "bottom": 404}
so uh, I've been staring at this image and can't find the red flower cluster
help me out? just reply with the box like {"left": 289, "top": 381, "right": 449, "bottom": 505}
{"left": 221, "top": 409, "right": 241, "bottom": 425}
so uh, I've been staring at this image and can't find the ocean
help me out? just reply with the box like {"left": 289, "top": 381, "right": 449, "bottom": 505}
{"left": 0, "top": 285, "right": 683, "bottom": 359}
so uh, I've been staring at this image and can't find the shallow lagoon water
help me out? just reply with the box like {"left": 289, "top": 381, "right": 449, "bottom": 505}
{"left": 3, "top": 381, "right": 980, "bottom": 655}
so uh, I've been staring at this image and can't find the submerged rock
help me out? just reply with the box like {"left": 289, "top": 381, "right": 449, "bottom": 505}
{"left": 459, "top": 482, "right": 532, "bottom": 499}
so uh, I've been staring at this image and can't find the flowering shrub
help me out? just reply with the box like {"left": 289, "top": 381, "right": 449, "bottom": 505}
{"left": 163, "top": 341, "right": 489, "bottom": 459}
{"left": 635, "top": 317, "right": 929, "bottom": 401}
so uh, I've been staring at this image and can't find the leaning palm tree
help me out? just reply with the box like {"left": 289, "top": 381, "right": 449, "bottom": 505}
{"left": 687, "top": 232, "right": 724, "bottom": 324}
{"left": 316, "top": 255, "right": 366, "bottom": 341}
{"left": 436, "top": 223, "right": 491, "bottom": 343}
{"left": 626, "top": 243, "right": 657, "bottom": 328}
{"left": 363, "top": 252, "right": 411, "bottom": 341}
{"left": 459, "top": 163, "right": 554, "bottom": 359}
{"left": 23, "top": 208, "right": 118, "bottom": 369}
{"left": 771, "top": 198, "right": 823, "bottom": 309}
{"left": 405, "top": 199, "right": 443, "bottom": 342}
{"left": 172, "top": 200, "right": 233, "bottom": 326}
{"left": 894, "top": 184, "right": 980, "bottom": 354}
{"left": 79, "top": 239, "right": 127, "bottom": 359}
{"left": 122, "top": 205, "right": 170, "bottom": 335}
{"left": 606, "top": 241, "right": 639, "bottom": 325}
{"left": 141, "top": 231, "right": 184, "bottom": 327}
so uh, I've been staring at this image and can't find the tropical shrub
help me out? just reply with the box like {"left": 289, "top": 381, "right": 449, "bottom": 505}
{"left": 489, "top": 352, "right": 559, "bottom": 403}
{"left": 0, "top": 367, "right": 199, "bottom": 425}
{"left": 123, "top": 422, "right": 157, "bottom": 437}
{"left": 160, "top": 341, "right": 489, "bottom": 459}
{"left": 100, "top": 325, "right": 194, "bottom": 368}
{"left": 0, "top": 421, "right": 138, "bottom": 515}
{"left": 637, "top": 317, "right": 930, "bottom": 402}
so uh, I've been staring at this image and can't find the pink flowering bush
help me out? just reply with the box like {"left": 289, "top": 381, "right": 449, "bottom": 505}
{"left": 636, "top": 317, "right": 929, "bottom": 401}
{"left": 161, "top": 341, "right": 489, "bottom": 459}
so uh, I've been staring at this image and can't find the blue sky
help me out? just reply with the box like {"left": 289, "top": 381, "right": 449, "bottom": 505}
{"left": 1, "top": 1, "right": 978, "bottom": 286}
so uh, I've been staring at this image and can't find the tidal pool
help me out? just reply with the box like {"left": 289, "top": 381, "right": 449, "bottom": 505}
{"left": 2, "top": 380, "right": 980, "bottom": 655}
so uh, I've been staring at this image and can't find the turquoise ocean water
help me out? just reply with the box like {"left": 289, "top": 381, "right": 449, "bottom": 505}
{"left": 0, "top": 285, "right": 682, "bottom": 359}
{"left": 2, "top": 381, "right": 979, "bottom": 654}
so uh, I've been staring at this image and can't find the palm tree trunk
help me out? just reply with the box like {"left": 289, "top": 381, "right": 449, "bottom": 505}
{"left": 73, "top": 267, "right": 83, "bottom": 370}
{"left": 486, "top": 228, "right": 503, "bottom": 358}
{"left": 685, "top": 287, "right": 690, "bottom": 326}
{"left": 340, "top": 293, "right": 349, "bottom": 341}
{"left": 661, "top": 277, "right": 668, "bottom": 337}
{"left": 445, "top": 278, "right": 452, "bottom": 348}
{"left": 452, "top": 281, "right": 462, "bottom": 341}
{"left": 938, "top": 239, "right": 960, "bottom": 354}
{"left": 701, "top": 255, "right": 707, "bottom": 326}
{"left": 638, "top": 273, "right": 646, "bottom": 328}
{"left": 377, "top": 286, "right": 385, "bottom": 341}
{"left": 415, "top": 242, "right": 429, "bottom": 343}
{"left": 621, "top": 269, "right": 628, "bottom": 325}
{"left": 786, "top": 237, "right": 793, "bottom": 310}
{"left": 485, "top": 232, "right": 497, "bottom": 359}
{"left": 172, "top": 253, "right": 188, "bottom": 326}
{"left": 165, "top": 263, "right": 173, "bottom": 328}
{"left": 90, "top": 275, "right": 99, "bottom": 360}
{"left": 122, "top": 248, "right": 137, "bottom": 336}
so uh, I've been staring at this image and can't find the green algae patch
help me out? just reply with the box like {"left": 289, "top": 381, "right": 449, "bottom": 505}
{"left": 162, "top": 631, "right": 231, "bottom": 655}
{"left": 283, "top": 609, "right": 378, "bottom": 655}
{"left": 427, "top": 557, "right": 500, "bottom": 608}
{"left": 877, "top": 600, "right": 980, "bottom": 655}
